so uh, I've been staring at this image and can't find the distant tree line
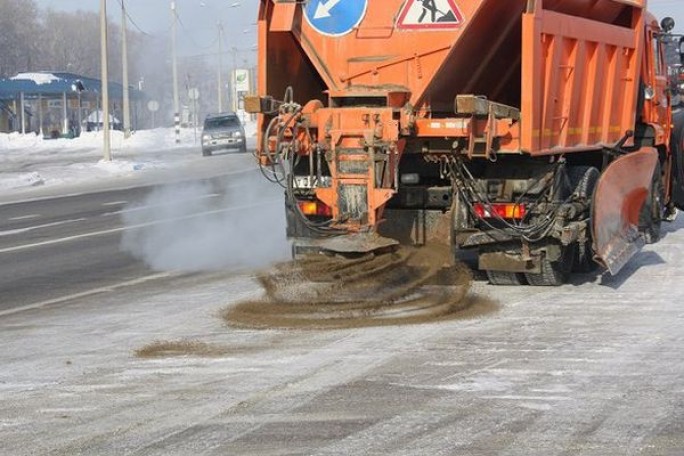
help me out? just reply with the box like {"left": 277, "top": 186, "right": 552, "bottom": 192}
{"left": 0, "top": 0, "right": 143, "bottom": 81}
{"left": 0, "top": 0, "right": 254, "bottom": 127}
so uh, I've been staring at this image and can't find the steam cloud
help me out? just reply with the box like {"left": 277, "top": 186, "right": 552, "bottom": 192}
{"left": 120, "top": 172, "right": 290, "bottom": 272}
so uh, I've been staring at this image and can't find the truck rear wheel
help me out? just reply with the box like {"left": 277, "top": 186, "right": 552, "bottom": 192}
{"left": 524, "top": 246, "right": 574, "bottom": 286}
{"left": 573, "top": 241, "right": 597, "bottom": 273}
{"left": 671, "top": 112, "right": 684, "bottom": 210}
{"left": 486, "top": 270, "right": 527, "bottom": 286}
{"left": 567, "top": 166, "right": 599, "bottom": 273}
{"left": 640, "top": 161, "right": 664, "bottom": 244}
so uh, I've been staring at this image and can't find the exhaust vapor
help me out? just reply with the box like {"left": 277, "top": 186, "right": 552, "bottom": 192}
{"left": 120, "top": 172, "right": 290, "bottom": 272}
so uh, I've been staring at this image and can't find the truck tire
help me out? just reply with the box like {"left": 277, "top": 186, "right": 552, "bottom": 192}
{"left": 672, "top": 114, "right": 684, "bottom": 210}
{"left": 639, "top": 161, "right": 664, "bottom": 244}
{"left": 525, "top": 246, "right": 574, "bottom": 286}
{"left": 568, "top": 166, "right": 599, "bottom": 201}
{"left": 486, "top": 270, "right": 527, "bottom": 286}
{"left": 573, "top": 239, "right": 597, "bottom": 273}
{"left": 567, "top": 166, "right": 600, "bottom": 273}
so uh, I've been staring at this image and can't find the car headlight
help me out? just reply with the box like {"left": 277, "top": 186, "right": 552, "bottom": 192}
{"left": 233, "top": 131, "right": 243, "bottom": 138}
{"left": 202, "top": 134, "right": 211, "bottom": 142}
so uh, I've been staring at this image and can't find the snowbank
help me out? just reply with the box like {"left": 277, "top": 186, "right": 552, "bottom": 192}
{"left": 0, "top": 119, "right": 258, "bottom": 152}
{"left": 0, "top": 120, "right": 258, "bottom": 194}
{"left": 10, "top": 72, "right": 62, "bottom": 85}
{"left": 0, "top": 128, "right": 195, "bottom": 152}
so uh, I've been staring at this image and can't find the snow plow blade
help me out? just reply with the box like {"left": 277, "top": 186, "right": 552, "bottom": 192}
{"left": 592, "top": 148, "right": 658, "bottom": 276}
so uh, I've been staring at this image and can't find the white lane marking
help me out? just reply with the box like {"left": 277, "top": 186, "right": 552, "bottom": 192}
{"left": 102, "top": 201, "right": 128, "bottom": 206}
{"left": 0, "top": 166, "right": 259, "bottom": 207}
{"left": 0, "top": 199, "right": 280, "bottom": 254}
{"left": 101, "top": 193, "right": 222, "bottom": 217}
{"left": 8, "top": 214, "right": 41, "bottom": 221}
{"left": 0, "top": 218, "right": 87, "bottom": 237}
{"left": 0, "top": 272, "right": 175, "bottom": 317}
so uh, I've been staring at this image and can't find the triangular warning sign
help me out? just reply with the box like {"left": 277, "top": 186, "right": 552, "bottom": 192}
{"left": 397, "top": 0, "right": 464, "bottom": 30}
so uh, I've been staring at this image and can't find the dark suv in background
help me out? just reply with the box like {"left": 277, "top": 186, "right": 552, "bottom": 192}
{"left": 201, "top": 112, "right": 247, "bottom": 156}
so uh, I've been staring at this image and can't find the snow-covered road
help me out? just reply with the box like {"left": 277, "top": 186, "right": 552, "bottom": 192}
{"left": 0, "top": 126, "right": 257, "bottom": 202}
{"left": 2, "top": 127, "right": 684, "bottom": 454}
{"left": 1, "top": 215, "right": 683, "bottom": 454}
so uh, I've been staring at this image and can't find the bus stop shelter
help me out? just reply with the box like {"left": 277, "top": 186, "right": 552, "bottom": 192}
{"left": 0, "top": 71, "right": 144, "bottom": 137}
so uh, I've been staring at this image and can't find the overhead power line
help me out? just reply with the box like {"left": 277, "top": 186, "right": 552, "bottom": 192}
{"left": 173, "top": 7, "right": 221, "bottom": 50}
{"left": 114, "top": 0, "right": 151, "bottom": 36}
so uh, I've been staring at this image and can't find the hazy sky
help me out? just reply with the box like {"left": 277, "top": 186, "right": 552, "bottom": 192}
{"left": 34, "top": 0, "right": 258, "bottom": 62}
{"left": 31, "top": 0, "right": 684, "bottom": 61}
{"left": 649, "top": 0, "right": 684, "bottom": 26}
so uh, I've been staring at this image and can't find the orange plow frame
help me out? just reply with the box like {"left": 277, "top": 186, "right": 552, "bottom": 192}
{"left": 592, "top": 148, "right": 658, "bottom": 275}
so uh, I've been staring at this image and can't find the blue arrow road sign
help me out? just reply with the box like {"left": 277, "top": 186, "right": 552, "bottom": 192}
{"left": 304, "top": 0, "right": 368, "bottom": 37}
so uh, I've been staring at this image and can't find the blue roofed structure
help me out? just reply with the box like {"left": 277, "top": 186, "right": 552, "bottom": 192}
{"left": 0, "top": 72, "right": 144, "bottom": 100}
{"left": 0, "top": 71, "right": 145, "bottom": 136}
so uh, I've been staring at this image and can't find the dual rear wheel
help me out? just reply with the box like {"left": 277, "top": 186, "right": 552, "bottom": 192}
{"left": 485, "top": 246, "right": 575, "bottom": 287}
{"left": 485, "top": 166, "right": 599, "bottom": 287}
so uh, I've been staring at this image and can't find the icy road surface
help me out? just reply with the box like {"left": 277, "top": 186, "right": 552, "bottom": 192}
{"left": 1, "top": 218, "right": 683, "bottom": 454}
{"left": 0, "top": 125, "right": 258, "bottom": 201}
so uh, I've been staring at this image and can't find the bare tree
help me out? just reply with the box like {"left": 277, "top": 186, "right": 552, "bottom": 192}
{"left": 0, "top": 3, "right": 144, "bottom": 82}
{"left": 40, "top": 9, "right": 127, "bottom": 80}
{"left": 0, "top": 0, "right": 42, "bottom": 77}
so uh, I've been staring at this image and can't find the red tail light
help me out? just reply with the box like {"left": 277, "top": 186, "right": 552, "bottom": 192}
{"left": 298, "top": 200, "right": 332, "bottom": 217}
{"left": 473, "top": 203, "right": 526, "bottom": 220}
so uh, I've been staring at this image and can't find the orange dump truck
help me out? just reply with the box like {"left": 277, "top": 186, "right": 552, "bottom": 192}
{"left": 248, "top": 0, "right": 684, "bottom": 285}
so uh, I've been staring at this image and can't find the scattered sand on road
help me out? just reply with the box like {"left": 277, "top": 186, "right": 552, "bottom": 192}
{"left": 135, "top": 340, "right": 234, "bottom": 358}
{"left": 134, "top": 246, "right": 499, "bottom": 358}
{"left": 223, "top": 245, "right": 499, "bottom": 329}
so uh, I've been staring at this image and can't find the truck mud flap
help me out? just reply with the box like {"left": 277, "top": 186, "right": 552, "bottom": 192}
{"left": 592, "top": 148, "right": 658, "bottom": 276}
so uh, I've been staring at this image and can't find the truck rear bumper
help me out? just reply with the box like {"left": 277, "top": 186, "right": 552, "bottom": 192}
{"left": 290, "top": 234, "right": 399, "bottom": 256}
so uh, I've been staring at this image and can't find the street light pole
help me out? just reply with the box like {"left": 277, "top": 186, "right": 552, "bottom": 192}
{"left": 77, "top": 90, "right": 82, "bottom": 136}
{"left": 217, "top": 22, "right": 223, "bottom": 113}
{"left": 171, "top": 0, "right": 180, "bottom": 144}
{"left": 100, "top": 0, "right": 112, "bottom": 161}
{"left": 231, "top": 47, "right": 238, "bottom": 112}
{"left": 121, "top": 0, "right": 131, "bottom": 139}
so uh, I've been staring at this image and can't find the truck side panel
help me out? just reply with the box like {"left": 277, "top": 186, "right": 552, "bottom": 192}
{"left": 521, "top": 5, "right": 643, "bottom": 154}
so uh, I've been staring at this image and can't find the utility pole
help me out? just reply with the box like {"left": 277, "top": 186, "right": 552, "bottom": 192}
{"left": 231, "top": 47, "right": 238, "bottom": 112}
{"left": 100, "top": 0, "right": 112, "bottom": 161}
{"left": 20, "top": 92, "right": 25, "bottom": 134}
{"left": 217, "top": 22, "right": 224, "bottom": 113}
{"left": 171, "top": 0, "right": 180, "bottom": 144}
{"left": 121, "top": 0, "right": 131, "bottom": 139}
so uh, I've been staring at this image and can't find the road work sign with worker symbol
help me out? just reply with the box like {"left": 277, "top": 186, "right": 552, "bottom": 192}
{"left": 397, "top": 0, "right": 464, "bottom": 30}
{"left": 304, "top": 0, "right": 368, "bottom": 37}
